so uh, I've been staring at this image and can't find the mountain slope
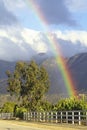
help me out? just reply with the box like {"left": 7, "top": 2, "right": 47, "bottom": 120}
{"left": 67, "top": 53, "right": 87, "bottom": 93}
{"left": 0, "top": 60, "right": 15, "bottom": 79}
{"left": 0, "top": 53, "right": 50, "bottom": 93}
{"left": 0, "top": 60, "right": 15, "bottom": 93}
{"left": 0, "top": 53, "right": 87, "bottom": 96}
{"left": 42, "top": 53, "right": 87, "bottom": 97}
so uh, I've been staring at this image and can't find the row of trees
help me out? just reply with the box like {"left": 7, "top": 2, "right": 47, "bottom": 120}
{"left": 0, "top": 97, "right": 87, "bottom": 118}
{"left": 1, "top": 98, "right": 87, "bottom": 113}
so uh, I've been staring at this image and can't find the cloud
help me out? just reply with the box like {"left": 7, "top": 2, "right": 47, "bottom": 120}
{"left": 35, "top": 0, "right": 76, "bottom": 26}
{"left": 66, "top": 0, "right": 87, "bottom": 12}
{"left": 21, "top": 28, "right": 48, "bottom": 53}
{"left": 0, "top": 0, "right": 78, "bottom": 29}
{"left": 0, "top": 36, "right": 35, "bottom": 61}
{"left": 58, "top": 39, "right": 87, "bottom": 57}
{"left": 0, "top": 0, "right": 17, "bottom": 27}
{"left": 4, "top": 0, "right": 25, "bottom": 10}
{"left": 0, "top": 27, "right": 48, "bottom": 61}
{"left": 51, "top": 30, "right": 87, "bottom": 57}
{"left": 0, "top": 26, "right": 87, "bottom": 61}
{"left": 54, "top": 30, "right": 87, "bottom": 46}
{"left": 0, "top": 27, "right": 29, "bottom": 61}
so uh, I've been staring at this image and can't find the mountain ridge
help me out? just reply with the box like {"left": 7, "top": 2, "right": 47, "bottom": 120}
{"left": 0, "top": 52, "right": 87, "bottom": 97}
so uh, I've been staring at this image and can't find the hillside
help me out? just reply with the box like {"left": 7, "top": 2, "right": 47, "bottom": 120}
{"left": 0, "top": 60, "right": 15, "bottom": 93}
{"left": 67, "top": 53, "right": 87, "bottom": 93}
{"left": 42, "top": 53, "right": 87, "bottom": 97}
{"left": 0, "top": 53, "right": 87, "bottom": 97}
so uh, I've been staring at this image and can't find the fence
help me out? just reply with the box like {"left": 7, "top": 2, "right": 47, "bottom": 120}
{"left": 0, "top": 113, "right": 13, "bottom": 119}
{"left": 23, "top": 111, "right": 87, "bottom": 125}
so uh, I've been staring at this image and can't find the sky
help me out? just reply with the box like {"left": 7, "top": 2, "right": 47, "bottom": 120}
{"left": 0, "top": 0, "right": 87, "bottom": 61}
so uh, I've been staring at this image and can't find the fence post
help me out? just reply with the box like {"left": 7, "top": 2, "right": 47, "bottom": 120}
{"left": 47, "top": 112, "right": 49, "bottom": 122}
{"left": 25, "top": 112, "right": 27, "bottom": 120}
{"left": 66, "top": 111, "right": 68, "bottom": 123}
{"left": 61, "top": 112, "right": 62, "bottom": 123}
{"left": 11, "top": 113, "right": 13, "bottom": 119}
{"left": 31, "top": 112, "right": 32, "bottom": 121}
{"left": 33, "top": 112, "right": 35, "bottom": 121}
{"left": 51, "top": 112, "right": 53, "bottom": 123}
{"left": 39, "top": 112, "right": 41, "bottom": 122}
{"left": 36, "top": 112, "right": 38, "bottom": 121}
{"left": 72, "top": 112, "right": 74, "bottom": 125}
{"left": 23, "top": 112, "right": 26, "bottom": 120}
{"left": 86, "top": 112, "right": 87, "bottom": 126}
{"left": 56, "top": 112, "right": 57, "bottom": 123}
{"left": 27, "top": 112, "right": 29, "bottom": 121}
{"left": 78, "top": 112, "right": 81, "bottom": 125}
{"left": 43, "top": 112, "right": 45, "bottom": 122}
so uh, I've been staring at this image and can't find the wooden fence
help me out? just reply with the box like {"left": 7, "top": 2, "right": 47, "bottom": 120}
{"left": 0, "top": 113, "right": 13, "bottom": 119}
{"left": 23, "top": 111, "right": 87, "bottom": 125}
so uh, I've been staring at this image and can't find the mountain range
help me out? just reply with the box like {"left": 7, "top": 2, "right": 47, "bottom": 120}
{"left": 43, "top": 53, "right": 87, "bottom": 97}
{"left": 0, "top": 53, "right": 87, "bottom": 97}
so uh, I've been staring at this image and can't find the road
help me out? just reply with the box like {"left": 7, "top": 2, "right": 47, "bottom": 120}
{"left": 0, "top": 120, "right": 87, "bottom": 130}
{"left": 0, "top": 120, "right": 45, "bottom": 130}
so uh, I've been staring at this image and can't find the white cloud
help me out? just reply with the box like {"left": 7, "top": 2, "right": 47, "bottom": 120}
{"left": 21, "top": 28, "right": 48, "bottom": 53}
{"left": 54, "top": 30, "right": 87, "bottom": 46}
{"left": 0, "top": 27, "right": 48, "bottom": 61}
{"left": 0, "top": 26, "right": 87, "bottom": 61}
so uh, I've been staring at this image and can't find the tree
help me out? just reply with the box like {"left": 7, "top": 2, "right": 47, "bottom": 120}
{"left": 6, "top": 61, "right": 50, "bottom": 111}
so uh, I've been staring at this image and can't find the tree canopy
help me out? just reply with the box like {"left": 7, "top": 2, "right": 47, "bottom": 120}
{"left": 6, "top": 61, "right": 50, "bottom": 110}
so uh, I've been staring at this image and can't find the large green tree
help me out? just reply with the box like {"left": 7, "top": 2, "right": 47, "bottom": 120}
{"left": 6, "top": 61, "right": 50, "bottom": 110}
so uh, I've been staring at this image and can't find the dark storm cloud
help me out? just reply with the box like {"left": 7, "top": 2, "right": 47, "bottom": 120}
{"left": 0, "top": 0, "right": 17, "bottom": 26}
{"left": 35, "top": 0, "right": 77, "bottom": 26}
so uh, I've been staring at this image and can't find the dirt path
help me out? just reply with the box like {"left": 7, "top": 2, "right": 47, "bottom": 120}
{"left": 0, "top": 120, "right": 87, "bottom": 130}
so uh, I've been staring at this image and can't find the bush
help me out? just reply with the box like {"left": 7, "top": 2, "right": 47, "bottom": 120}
{"left": 0, "top": 108, "right": 2, "bottom": 113}
{"left": 2, "top": 102, "right": 16, "bottom": 113}
{"left": 39, "top": 101, "right": 52, "bottom": 111}
{"left": 15, "top": 107, "right": 27, "bottom": 119}
{"left": 54, "top": 98, "right": 87, "bottom": 111}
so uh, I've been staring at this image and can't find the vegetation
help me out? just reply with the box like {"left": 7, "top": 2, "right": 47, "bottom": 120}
{"left": 1, "top": 102, "right": 16, "bottom": 113}
{"left": 0, "top": 60, "right": 87, "bottom": 119}
{"left": 1, "top": 97, "right": 87, "bottom": 118}
{"left": 53, "top": 97, "right": 87, "bottom": 111}
{"left": 15, "top": 106, "right": 27, "bottom": 119}
{"left": 6, "top": 61, "right": 50, "bottom": 111}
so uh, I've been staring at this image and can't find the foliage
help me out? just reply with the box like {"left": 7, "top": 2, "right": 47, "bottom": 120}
{"left": 36, "top": 101, "right": 53, "bottom": 112}
{"left": 6, "top": 61, "right": 50, "bottom": 111}
{"left": 15, "top": 107, "right": 27, "bottom": 119}
{"left": 2, "top": 102, "right": 16, "bottom": 113}
{"left": 1, "top": 97, "right": 87, "bottom": 119}
{"left": 0, "top": 108, "right": 2, "bottom": 113}
{"left": 53, "top": 97, "right": 87, "bottom": 111}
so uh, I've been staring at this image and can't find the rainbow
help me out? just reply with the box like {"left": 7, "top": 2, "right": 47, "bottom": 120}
{"left": 25, "top": 0, "right": 77, "bottom": 97}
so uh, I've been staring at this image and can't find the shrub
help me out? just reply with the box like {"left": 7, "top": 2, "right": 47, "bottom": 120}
{"left": 2, "top": 102, "right": 16, "bottom": 113}
{"left": 54, "top": 98, "right": 87, "bottom": 111}
{"left": 15, "top": 107, "right": 27, "bottom": 119}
